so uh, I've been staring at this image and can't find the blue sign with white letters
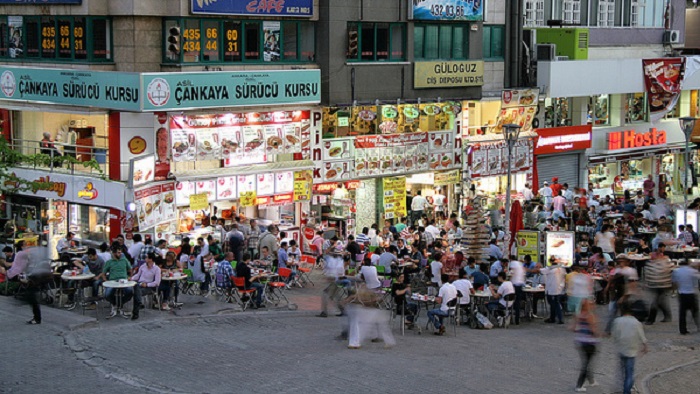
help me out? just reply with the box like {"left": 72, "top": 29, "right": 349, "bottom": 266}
{"left": 411, "top": 0, "right": 483, "bottom": 21}
{"left": 191, "top": 0, "right": 313, "bottom": 17}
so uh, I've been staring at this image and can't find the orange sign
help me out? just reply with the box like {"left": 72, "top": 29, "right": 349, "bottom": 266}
{"left": 77, "top": 182, "right": 99, "bottom": 200}
{"left": 607, "top": 128, "right": 667, "bottom": 150}
{"left": 128, "top": 136, "right": 147, "bottom": 154}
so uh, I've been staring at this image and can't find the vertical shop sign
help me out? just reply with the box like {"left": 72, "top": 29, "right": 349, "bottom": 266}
{"left": 382, "top": 176, "right": 407, "bottom": 219}
{"left": 642, "top": 58, "right": 685, "bottom": 122}
{"left": 293, "top": 170, "right": 312, "bottom": 201}
{"left": 515, "top": 230, "right": 540, "bottom": 264}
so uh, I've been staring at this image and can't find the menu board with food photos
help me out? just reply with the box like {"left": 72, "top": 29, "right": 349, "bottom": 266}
{"left": 468, "top": 138, "right": 533, "bottom": 179}
{"left": 135, "top": 183, "right": 176, "bottom": 230}
{"left": 195, "top": 179, "right": 216, "bottom": 202}
{"left": 256, "top": 173, "right": 275, "bottom": 196}
{"left": 317, "top": 160, "right": 355, "bottom": 182}
{"left": 322, "top": 102, "right": 459, "bottom": 139}
{"left": 196, "top": 127, "right": 221, "bottom": 160}
{"left": 216, "top": 176, "right": 237, "bottom": 200}
{"left": 275, "top": 171, "right": 294, "bottom": 194}
{"left": 493, "top": 89, "right": 539, "bottom": 133}
{"left": 175, "top": 181, "right": 195, "bottom": 206}
{"left": 170, "top": 127, "right": 196, "bottom": 162}
{"left": 322, "top": 138, "right": 354, "bottom": 161}
{"left": 237, "top": 175, "right": 256, "bottom": 194}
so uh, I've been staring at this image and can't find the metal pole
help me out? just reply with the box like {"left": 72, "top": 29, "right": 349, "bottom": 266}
{"left": 684, "top": 132, "right": 689, "bottom": 227}
{"left": 504, "top": 139, "right": 513, "bottom": 255}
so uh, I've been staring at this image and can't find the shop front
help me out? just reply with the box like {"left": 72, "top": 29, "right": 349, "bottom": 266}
{"left": 534, "top": 125, "right": 592, "bottom": 190}
{"left": 586, "top": 120, "right": 693, "bottom": 199}
{"left": 1, "top": 168, "right": 126, "bottom": 259}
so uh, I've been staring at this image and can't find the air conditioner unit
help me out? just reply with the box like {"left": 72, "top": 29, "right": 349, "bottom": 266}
{"left": 556, "top": 56, "right": 569, "bottom": 61}
{"left": 664, "top": 30, "right": 680, "bottom": 44}
{"left": 536, "top": 43, "right": 556, "bottom": 61}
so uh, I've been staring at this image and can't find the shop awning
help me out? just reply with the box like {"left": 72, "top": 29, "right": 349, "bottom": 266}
{"left": 588, "top": 142, "right": 695, "bottom": 164}
{"left": 173, "top": 160, "right": 316, "bottom": 181}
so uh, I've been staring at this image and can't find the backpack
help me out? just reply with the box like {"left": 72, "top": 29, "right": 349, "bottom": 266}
{"left": 474, "top": 311, "right": 493, "bottom": 329}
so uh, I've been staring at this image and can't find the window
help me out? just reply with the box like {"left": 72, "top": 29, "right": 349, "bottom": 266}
{"left": 590, "top": 95, "right": 610, "bottom": 126}
{"left": 598, "top": 0, "right": 615, "bottom": 26}
{"left": 483, "top": 25, "right": 505, "bottom": 60}
{"left": 346, "top": 22, "right": 404, "bottom": 62}
{"left": 562, "top": 0, "right": 581, "bottom": 24}
{"left": 626, "top": 93, "right": 647, "bottom": 123}
{"left": 414, "top": 24, "right": 468, "bottom": 60}
{"left": 164, "top": 18, "right": 314, "bottom": 64}
{"left": 0, "top": 16, "right": 111, "bottom": 62}
{"left": 524, "top": 0, "right": 545, "bottom": 27}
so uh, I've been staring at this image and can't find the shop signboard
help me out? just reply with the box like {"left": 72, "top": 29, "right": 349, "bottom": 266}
{"left": 274, "top": 171, "right": 294, "bottom": 194}
{"left": 237, "top": 174, "right": 256, "bottom": 195}
{"left": 256, "top": 173, "right": 275, "bottom": 196}
{"left": 195, "top": 179, "right": 216, "bottom": 202}
{"left": 129, "top": 155, "right": 155, "bottom": 188}
{"left": 409, "top": 0, "right": 483, "bottom": 21}
{"left": 142, "top": 70, "right": 320, "bottom": 111}
{"left": 606, "top": 128, "right": 667, "bottom": 150}
{"left": 642, "top": 58, "right": 685, "bottom": 122}
{"left": 434, "top": 170, "right": 460, "bottom": 186}
{"left": 293, "top": 170, "right": 312, "bottom": 201}
{"left": 414, "top": 60, "right": 484, "bottom": 89}
{"left": 515, "top": 230, "right": 540, "bottom": 264}
{"left": 534, "top": 125, "right": 592, "bottom": 155}
{"left": 382, "top": 176, "right": 407, "bottom": 219}
{"left": 189, "top": 193, "right": 209, "bottom": 211}
{"left": 0, "top": 66, "right": 140, "bottom": 111}
{"left": 135, "top": 184, "right": 175, "bottom": 231}
{"left": 469, "top": 138, "right": 533, "bottom": 178}
{"left": 191, "top": 0, "right": 313, "bottom": 17}
{"left": 545, "top": 231, "right": 575, "bottom": 267}
{"left": 2, "top": 168, "right": 125, "bottom": 208}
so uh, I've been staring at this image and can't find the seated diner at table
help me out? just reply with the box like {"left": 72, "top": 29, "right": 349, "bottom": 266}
{"left": 391, "top": 272, "right": 417, "bottom": 328}
{"left": 98, "top": 243, "right": 134, "bottom": 318}
{"left": 130, "top": 252, "right": 161, "bottom": 320}
{"left": 235, "top": 253, "right": 266, "bottom": 309}
{"left": 486, "top": 272, "right": 515, "bottom": 317}
{"left": 427, "top": 274, "right": 457, "bottom": 336}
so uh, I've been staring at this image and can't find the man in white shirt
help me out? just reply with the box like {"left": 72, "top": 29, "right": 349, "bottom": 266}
{"left": 430, "top": 259, "right": 443, "bottom": 286}
{"left": 486, "top": 272, "right": 515, "bottom": 323}
{"left": 509, "top": 258, "right": 526, "bottom": 325}
{"left": 359, "top": 259, "right": 381, "bottom": 289}
{"left": 410, "top": 191, "right": 429, "bottom": 225}
{"left": 432, "top": 189, "right": 446, "bottom": 219}
{"left": 521, "top": 183, "right": 535, "bottom": 202}
{"left": 425, "top": 220, "right": 441, "bottom": 238}
{"left": 649, "top": 197, "right": 670, "bottom": 220}
{"left": 127, "top": 234, "right": 145, "bottom": 264}
{"left": 562, "top": 183, "right": 574, "bottom": 203}
{"left": 452, "top": 268, "right": 474, "bottom": 306}
{"left": 539, "top": 259, "right": 567, "bottom": 324}
{"left": 426, "top": 274, "right": 457, "bottom": 336}
{"left": 539, "top": 181, "right": 554, "bottom": 209}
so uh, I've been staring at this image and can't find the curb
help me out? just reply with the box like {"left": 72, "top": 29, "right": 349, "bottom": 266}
{"left": 641, "top": 358, "right": 700, "bottom": 394}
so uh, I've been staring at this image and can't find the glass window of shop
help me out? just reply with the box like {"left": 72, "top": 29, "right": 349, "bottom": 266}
{"left": 588, "top": 159, "right": 652, "bottom": 191}
{"left": 0, "top": 16, "right": 110, "bottom": 62}
{"left": 626, "top": 93, "right": 647, "bottom": 123}
{"left": 414, "top": 24, "right": 469, "bottom": 60}
{"left": 589, "top": 94, "right": 610, "bottom": 126}
{"left": 544, "top": 97, "right": 572, "bottom": 127}
{"left": 69, "top": 204, "right": 110, "bottom": 246}
{"left": 346, "top": 22, "right": 405, "bottom": 62}
{"left": 163, "top": 18, "right": 315, "bottom": 64}
{"left": 10, "top": 111, "right": 109, "bottom": 173}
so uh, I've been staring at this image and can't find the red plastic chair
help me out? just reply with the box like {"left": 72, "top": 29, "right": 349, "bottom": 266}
{"left": 232, "top": 276, "right": 256, "bottom": 310}
{"left": 267, "top": 268, "right": 291, "bottom": 304}
{"left": 297, "top": 255, "right": 315, "bottom": 286}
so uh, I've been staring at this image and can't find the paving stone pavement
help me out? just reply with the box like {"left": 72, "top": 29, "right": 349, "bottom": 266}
{"left": 1, "top": 272, "right": 699, "bottom": 394}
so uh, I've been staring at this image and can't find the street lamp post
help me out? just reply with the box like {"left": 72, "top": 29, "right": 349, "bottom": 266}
{"left": 679, "top": 117, "right": 696, "bottom": 228}
{"left": 502, "top": 124, "right": 521, "bottom": 255}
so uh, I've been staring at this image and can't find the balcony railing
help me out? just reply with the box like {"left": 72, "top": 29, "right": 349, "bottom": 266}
{"left": 3, "top": 138, "right": 108, "bottom": 177}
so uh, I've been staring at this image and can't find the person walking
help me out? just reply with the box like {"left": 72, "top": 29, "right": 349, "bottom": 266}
{"left": 5, "top": 241, "right": 41, "bottom": 324}
{"left": 611, "top": 302, "right": 648, "bottom": 394}
{"left": 571, "top": 299, "right": 600, "bottom": 392}
{"left": 671, "top": 260, "right": 699, "bottom": 335}
{"left": 539, "top": 258, "right": 567, "bottom": 324}
{"left": 644, "top": 254, "right": 673, "bottom": 325}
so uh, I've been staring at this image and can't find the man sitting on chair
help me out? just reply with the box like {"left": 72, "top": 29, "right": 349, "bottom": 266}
{"left": 427, "top": 274, "right": 457, "bottom": 336}
{"left": 130, "top": 252, "right": 161, "bottom": 320}
{"left": 486, "top": 272, "right": 515, "bottom": 320}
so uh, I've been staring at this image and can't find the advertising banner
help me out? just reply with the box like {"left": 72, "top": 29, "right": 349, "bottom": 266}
{"left": 468, "top": 138, "right": 533, "bottom": 178}
{"left": 382, "top": 176, "right": 407, "bottom": 219}
{"left": 642, "top": 58, "right": 685, "bottom": 122}
{"left": 534, "top": 125, "right": 592, "bottom": 155}
{"left": 189, "top": 193, "right": 209, "bottom": 211}
{"left": 240, "top": 190, "right": 257, "bottom": 207}
{"left": 142, "top": 70, "right": 320, "bottom": 111}
{"left": 191, "top": 0, "right": 313, "bottom": 17}
{"left": 293, "top": 170, "right": 312, "bottom": 201}
{"left": 134, "top": 183, "right": 176, "bottom": 231}
{"left": 414, "top": 60, "right": 484, "bottom": 89}
{"left": 410, "top": 0, "right": 484, "bottom": 21}
{"left": 516, "top": 230, "right": 540, "bottom": 264}
{"left": 493, "top": 89, "right": 539, "bottom": 133}
{"left": 434, "top": 170, "right": 460, "bottom": 186}
{"left": 545, "top": 231, "right": 575, "bottom": 267}
{"left": 0, "top": 66, "right": 141, "bottom": 111}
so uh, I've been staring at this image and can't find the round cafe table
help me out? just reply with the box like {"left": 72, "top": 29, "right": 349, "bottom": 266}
{"left": 522, "top": 286, "right": 545, "bottom": 320}
{"left": 102, "top": 280, "right": 136, "bottom": 319}
{"left": 60, "top": 271, "right": 95, "bottom": 308}
{"left": 161, "top": 272, "right": 188, "bottom": 306}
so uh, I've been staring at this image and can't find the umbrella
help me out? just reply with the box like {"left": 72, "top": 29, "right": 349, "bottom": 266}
{"left": 509, "top": 199, "right": 524, "bottom": 254}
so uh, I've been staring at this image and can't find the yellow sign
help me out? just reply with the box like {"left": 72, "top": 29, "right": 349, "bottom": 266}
{"left": 293, "top": 170, "right": 312, "bottom": 201}
{"left": 240, "top": 191, "right": 257, "bottom": 207}
{"left": 414, "top": 60, "right": 484, "bottom": 89}
{"left": 382, "top": 177, "right": 407, "bottom": 219}
{"left": 189, "top": 193, "right": 209, "bottom": 210}
{"left": 516, "top": 230, "right": 540, "bottom": 264}
{"left": 434, "top": 170, "right": 461, "bottom": 186}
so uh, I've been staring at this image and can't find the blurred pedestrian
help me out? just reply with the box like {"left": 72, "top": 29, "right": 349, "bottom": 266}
{"left": 571, "top": 299, "right": 600, "bottom": 392}
{"left": 611, "top": 301, "right": 648, "bottom": 394}
{"left": 671, "top": 259, "right": 699, "bottom": 335}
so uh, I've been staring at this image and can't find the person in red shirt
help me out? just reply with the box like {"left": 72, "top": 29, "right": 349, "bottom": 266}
{"left": 579, "top": 188, "right": 588, "bottom": 209}
{"left": 550, "top": 177, "right": 563, "bottom": 197}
